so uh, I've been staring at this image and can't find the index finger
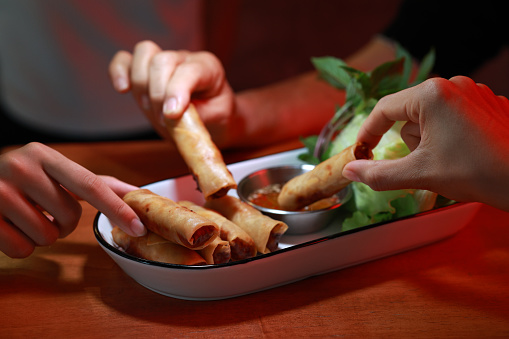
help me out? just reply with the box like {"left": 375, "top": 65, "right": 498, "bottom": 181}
{"left": 356, "top": 84, "right": 423, "bottom": 149}
{"left": 41, "top": 149, "right": 146, "bottom": 237}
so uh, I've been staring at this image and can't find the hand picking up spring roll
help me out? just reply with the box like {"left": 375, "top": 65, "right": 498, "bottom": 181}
{"left": 164, "top": 104, "right": 237, "bottom": 200}
{"left": 123, "top": 189, "right": 219, "bottom": 250}
{"left": 112, "top": 227, "right": 207, "bottom": 266}
{"left": 197, "top": 236, "right": 231, "bottom": 265}
{"left": 278, "top": 142, "right": 372, "bottom": 211}
{"left": 179, "top": 201, "right": 257, "bottom": 261}
{"left": 205, "top": 195, "right": 288, "bottom": 254}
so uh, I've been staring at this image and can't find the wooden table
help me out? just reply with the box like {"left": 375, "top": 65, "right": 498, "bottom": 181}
{"left": 1, "top": 140, "right": 509, "bottom": 337}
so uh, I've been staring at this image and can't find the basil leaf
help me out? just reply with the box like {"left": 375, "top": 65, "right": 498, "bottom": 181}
{"left": 369, "top": 58, "right": 405, "bottom": 99}
{"left": 311, "top": 56, "right": 350, "bottom": 89}
{"left": 340, "top": 66, "right": 372, "bottom": 98}
{"left": 345, "top": 79, "right": 363, "bottom": 108}
{"left": 395, "top": 43, "right": 412, "bottom": 88}
{"left": 412, "top": 47, "right": 436, "bottom": 85}
{"left": 298, "top": 135, "right": 320, "bottom": 165}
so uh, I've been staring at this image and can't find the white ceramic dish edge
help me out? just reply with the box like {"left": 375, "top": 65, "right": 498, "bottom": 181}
{"left": 94, "top": 149, "right": 482, "bottom": 300}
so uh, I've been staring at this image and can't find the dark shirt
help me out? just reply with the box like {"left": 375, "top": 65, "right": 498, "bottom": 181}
{"left": 383, "top": 1, "right": 509, "bottom": 78}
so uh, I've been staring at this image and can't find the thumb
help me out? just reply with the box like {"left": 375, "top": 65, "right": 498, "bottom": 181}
{"left": 343, "top": 157, "right": 425, "bottom": 191}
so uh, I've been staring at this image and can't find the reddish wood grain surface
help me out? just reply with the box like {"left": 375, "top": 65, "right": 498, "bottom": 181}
{"left": 1, "top": 140, "right": 509, "bottom": 337}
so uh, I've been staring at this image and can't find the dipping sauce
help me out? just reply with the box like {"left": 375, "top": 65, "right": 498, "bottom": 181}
{"left": 247, "top": 183, "right": 340, "bottom": 211}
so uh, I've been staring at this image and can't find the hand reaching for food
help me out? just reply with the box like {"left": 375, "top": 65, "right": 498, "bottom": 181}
{"left": 108, "top": 40, "right": 236, "bottom": 147}
{"left": 342, "top": 76, "right": 509, "bottom": 212}
{"left": 0, "top": 143, "right": 145, "bottom": 258}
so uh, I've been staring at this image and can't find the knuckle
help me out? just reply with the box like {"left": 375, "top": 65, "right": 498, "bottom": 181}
{"left": 0, "top": 149, "right": 34, "bottom": 180}
{"left": 151, "top": 51, "right": 180, "bottom": 68}
{"left": 196, "top": 50, "right": 221, "bottom": 64}
{"left": 24, "top": 141, "right": 48, "bottom": 153}
{"left": 422, "top": 77, "right": 450, "bottom": 99}
{"left": 375, "top": 96, "right": 391, "bottom": 114}
{"left": 109, "top": 51, "right": 131, "bottom": 71}
{"left": 79, "top": 173, "right": 103, "bottom": 195}
{"left": 134, "top": 40, "right": 158, "bottom": 53}
{"left": 111, "top": 200, "right": 132, "bottom": 222}
{"left": 179, "top": 59, "right": 202, "bottom": 74}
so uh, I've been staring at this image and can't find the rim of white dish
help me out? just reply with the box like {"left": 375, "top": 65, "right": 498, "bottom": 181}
{"left": 93, "top": 201, "right": 461, "bottom": 270}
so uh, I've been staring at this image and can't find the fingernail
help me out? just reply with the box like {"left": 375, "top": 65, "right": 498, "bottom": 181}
{"left": 141, "top": 94, "right": 151, "bottom": 111}
{"left": 130, "top": 218, "right": 147, "bottom": 237}
{"left": 115, "top": 77, "right": 128, "bottom": 92}
{"left": 163, "top": 97, "right": 179, "bottom": 117}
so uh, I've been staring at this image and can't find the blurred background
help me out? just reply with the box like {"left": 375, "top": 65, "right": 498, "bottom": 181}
{"left": 1, "top": 0, "right": 507, "bottom": 147}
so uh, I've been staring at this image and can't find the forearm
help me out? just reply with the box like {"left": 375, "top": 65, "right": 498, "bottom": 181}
{"left": 228, "top": 71, "right": 345, "bottom": 148}
{"left": 226, "top": 36, "right": 399, "bottom": 149}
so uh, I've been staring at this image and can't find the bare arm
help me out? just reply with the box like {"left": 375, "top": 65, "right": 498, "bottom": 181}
{"left": 108, "top": 37, "right": 398, "bottom": 148}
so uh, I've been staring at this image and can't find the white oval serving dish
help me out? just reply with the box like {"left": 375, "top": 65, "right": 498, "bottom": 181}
{"left": 94, "top": 149, "right": 481, "bottom": 300}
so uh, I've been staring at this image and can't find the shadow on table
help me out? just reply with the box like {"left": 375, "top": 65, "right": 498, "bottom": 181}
{"left": 85, "top": 204, "right": 509, "bottom": 327}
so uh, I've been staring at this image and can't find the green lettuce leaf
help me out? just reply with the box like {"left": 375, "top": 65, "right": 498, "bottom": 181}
{"left": 328, "top": 107, "right": 416, "bottom": 229}
{"left": 303, "top": 46, "right": 437, "bottom": 231}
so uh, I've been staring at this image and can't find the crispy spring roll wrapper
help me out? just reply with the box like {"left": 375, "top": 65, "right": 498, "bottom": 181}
{"left": 164, "top": 104, "right": 237, "bottom": 200}
{"left": 112, "top": 227, "right": 207, "bottom": 266}
{"left": 278, "top": 142, "right": 373, "bottom": 211}
{"left": 204, "top": 196, "right": 288, "bottom": 254}
{"left": 197, "top": 236, "right": 231, "bottom": 265}
{"left": 179, "top": 201, "right": 257, "bottom": 261}
{"left": 123, "top": 189, "right": 219, "bottom": 250}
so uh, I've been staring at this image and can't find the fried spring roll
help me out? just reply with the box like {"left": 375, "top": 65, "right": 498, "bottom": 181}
{"left": 278, "top": 142, "right": 372, "bottom": 211}
{"left": 179, "top": 201, "right": 257, "bottom": 261}
{"left": 112, "top": 227, "right": 207, "bottom": 266}
{"left": 123, "top": 189, "right": 219, "bottom": 250}
{"left": 205, "top": 196, "right": 288, "bottom": 254}
{"left": 197, "top": 236, "right": 231, "bottom": 265}
{"left": 164, "top": 104, "right": 236, "bottom": 200}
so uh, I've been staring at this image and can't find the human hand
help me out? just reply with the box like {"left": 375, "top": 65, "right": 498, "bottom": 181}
{"left": 109, "top": 41, "right": 236, "bottom": 147}
{"left": 0, "top": 143, "right": 145, "bottom": 258}
{"left": 342, "top": 76, "right": 509, "bottom": 211}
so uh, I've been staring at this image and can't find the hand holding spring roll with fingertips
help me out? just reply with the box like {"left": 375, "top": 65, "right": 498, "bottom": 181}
{"left": 164, "top": 104, "right": 237, "bottom": 200}
{"left": 278, "top": 142, "right": 372, "bottom": 211}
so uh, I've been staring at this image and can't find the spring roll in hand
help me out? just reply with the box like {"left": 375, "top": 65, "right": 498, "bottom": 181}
{"left": 164, "top": 104, "right": 236, "bottom": 200}
{"left": 123, "top": 189, "right": 219, "bottom": 250}
{"left": 278, "top": 142, "right": 372, "bottom": 211}
{"left": 112, "top": 227, "right": 207, "bottom": 266}
{"left": 205, "top": 195, "right": 288, "bottom": 254}
{"left": 179, "top": 200, "right": 257, "bottom": 260}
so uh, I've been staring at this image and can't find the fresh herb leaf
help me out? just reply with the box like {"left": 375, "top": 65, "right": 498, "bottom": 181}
{"left": 302, "top": 46, "right": 435, "bottom": 162}
{"left": 412, "top": 47, "right": 436, "bottom": 85}
{"left": 369, "top": 57, "right": 405, "bottom": 99}
{"left": 395, "top": 43, "right": 413, "bottom": 88}
{"left": 298, "top": 46, "right": 437, "bottom": 231}
{"left": 342, "top": 211, "right": 371, "bottom": 231}
{"left": 298, "top": 135, "right": 320, "bottom": 164}
{"left": 311, "top": 56, "right": 350, "bottom": 90}
{"left": 340, "top": 66, "right": 372, "bottom": 100}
